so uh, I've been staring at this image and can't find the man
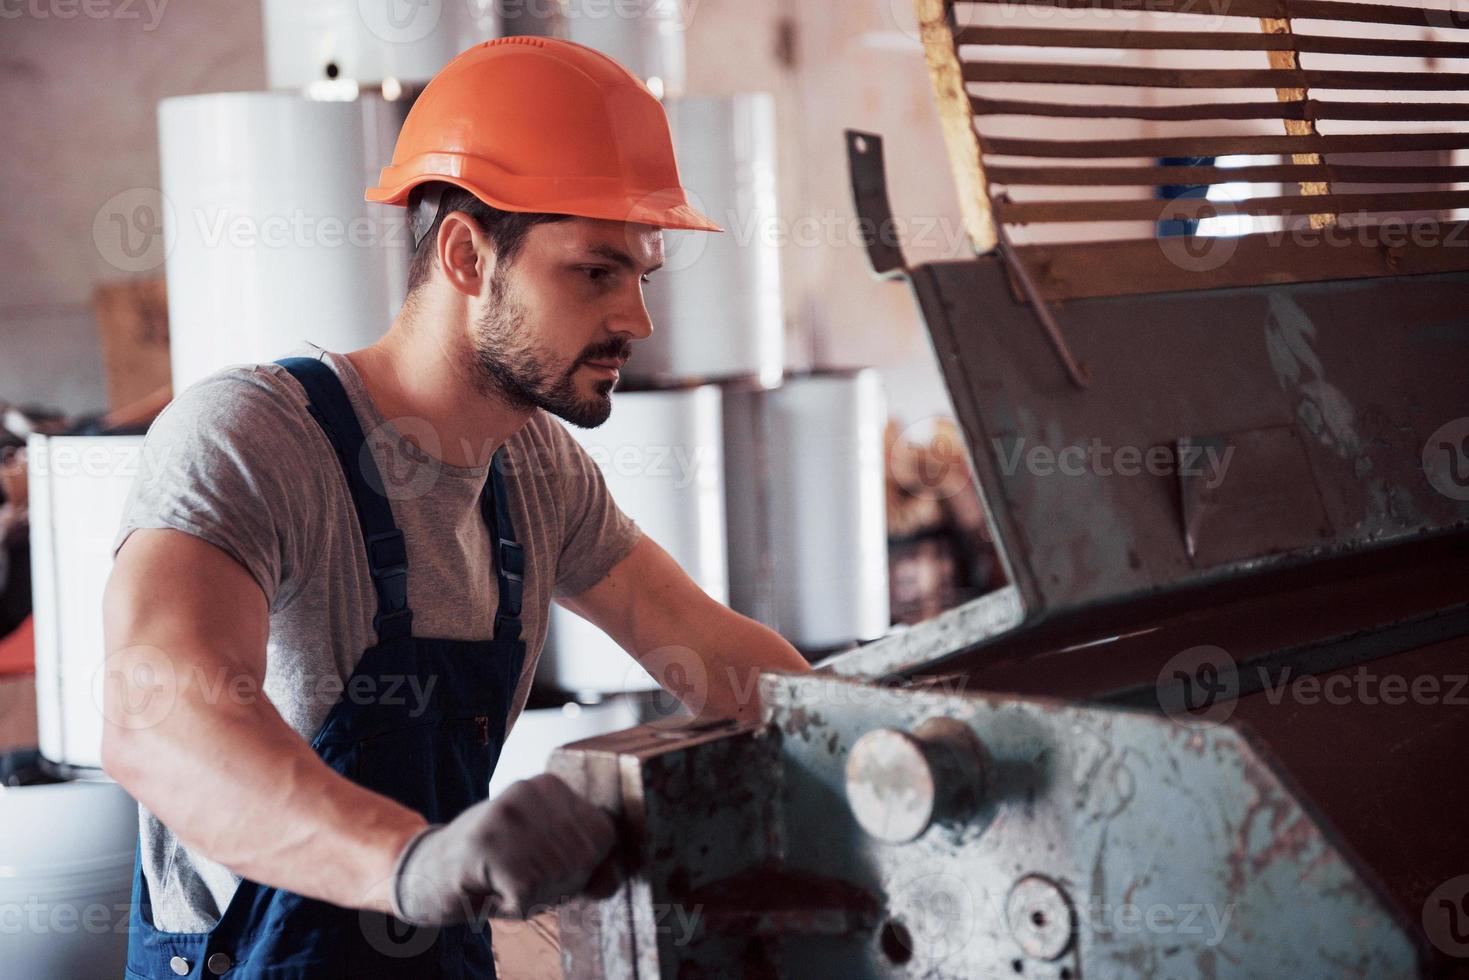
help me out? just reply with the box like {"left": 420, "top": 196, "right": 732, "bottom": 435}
{"left": 103, "top": 37, "right": 809, "bottom": 978}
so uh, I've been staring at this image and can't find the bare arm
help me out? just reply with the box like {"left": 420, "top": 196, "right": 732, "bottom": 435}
{"left": 101, "top": 528, "right": 426, "bottom": 913}
{"left": 556, "top": 534, "right": 811, "bottom": 724}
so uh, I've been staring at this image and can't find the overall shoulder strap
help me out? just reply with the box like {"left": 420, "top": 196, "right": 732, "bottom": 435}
{"left": 479, "top": 449, "right": 525, "bottom": 644}
{"left": 276, "top": 357, "right": 413, "bottom": 642}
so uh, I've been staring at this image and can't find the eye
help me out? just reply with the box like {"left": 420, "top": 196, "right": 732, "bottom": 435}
{"left": 582, "top": 266, "right": 610, "bottom": 282}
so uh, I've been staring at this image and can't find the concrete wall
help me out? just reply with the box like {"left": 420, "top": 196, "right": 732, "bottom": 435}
{"left": 0, "top": 1, "right": 972, "bottom": 424}
{"left": 0, "top": 0, "right": 267, "bottom": 416}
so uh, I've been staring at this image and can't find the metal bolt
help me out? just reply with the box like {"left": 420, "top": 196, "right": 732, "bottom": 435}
{"left": 845, "top": 717, "right": 987, "bottom": 843}
{"left": 1006, "top": 875, "right": 1075, "bottom": 961}
{"left": 206, "top": 952, "right": 233, "bottom": 975}
{"left": 169, "top": 956, "right": 190, "bottom": 976}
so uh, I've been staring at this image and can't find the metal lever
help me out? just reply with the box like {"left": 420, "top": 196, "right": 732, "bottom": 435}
{"left": 845, "top": 129, "right": 909, "bottom": 281}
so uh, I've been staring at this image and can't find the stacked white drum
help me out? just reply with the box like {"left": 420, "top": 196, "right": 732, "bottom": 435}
{"left": 158, "top": 91, "right": 413, "bottom": 392}
{"left": 14, "top": 435, "right": 147, "bottom": 976}
{"left": 527, "top": 24, "right": 890, "bottom": 744}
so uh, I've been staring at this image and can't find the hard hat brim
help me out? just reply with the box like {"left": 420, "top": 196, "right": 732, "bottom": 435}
{"left": 366, "top": 153, "right": 724, "bottom": 234}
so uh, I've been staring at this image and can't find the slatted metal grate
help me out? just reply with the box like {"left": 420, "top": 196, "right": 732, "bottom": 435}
{"left": 916, "top": 0, "right": 1469, "bottom": 299}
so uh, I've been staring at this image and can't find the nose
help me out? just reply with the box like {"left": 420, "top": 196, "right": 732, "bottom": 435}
{"left": 612, "top": 282, "right": 655, "bottom": 342}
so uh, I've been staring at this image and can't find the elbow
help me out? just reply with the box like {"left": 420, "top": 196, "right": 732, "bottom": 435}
{"left": 100, "top": 719, "right": 155, "bottom": 798}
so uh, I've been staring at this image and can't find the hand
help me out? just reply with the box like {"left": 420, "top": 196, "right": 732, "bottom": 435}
{"left": 390, "top": 773, "right": 617, "bottom": 924}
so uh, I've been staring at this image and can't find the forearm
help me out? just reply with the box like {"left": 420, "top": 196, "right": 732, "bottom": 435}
{"left": 659, "top": 597, "right": 811, "bottom": 724}
{"left": 103, "top": 654, "right": 425, "bottom": 914}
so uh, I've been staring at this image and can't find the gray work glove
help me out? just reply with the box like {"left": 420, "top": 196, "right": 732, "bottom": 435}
{"left": 389, "top": 773, "right": 618, "bottom": 924}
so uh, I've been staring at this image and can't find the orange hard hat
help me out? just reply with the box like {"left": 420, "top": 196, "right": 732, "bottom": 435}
{"left": 365, "top": 36, "right": 722, "bottom": 233}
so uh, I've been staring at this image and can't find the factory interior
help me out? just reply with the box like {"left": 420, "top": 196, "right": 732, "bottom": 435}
{"left": 2, "top": 1, "right": 1468, "bottom": 977}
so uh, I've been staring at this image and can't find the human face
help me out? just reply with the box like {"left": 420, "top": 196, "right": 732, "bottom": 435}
{"left": 469, "top": 218, "right": 662, "bottom": 429}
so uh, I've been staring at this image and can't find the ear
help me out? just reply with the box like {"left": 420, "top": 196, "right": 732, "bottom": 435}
{"left": 435, "top": 211, "right": 497, "bottom": 298}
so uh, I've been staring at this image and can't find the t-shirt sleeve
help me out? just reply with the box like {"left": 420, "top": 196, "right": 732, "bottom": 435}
{"left": 113, "top": 367, "right": 331, "bottom": 610}
{"left": 547, "top": 420, "right": 643, "bottom": 598}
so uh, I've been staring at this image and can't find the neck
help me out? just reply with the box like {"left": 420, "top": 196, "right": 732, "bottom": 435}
{"left": 344, "top": 306, "right": 532, "bottom": 469}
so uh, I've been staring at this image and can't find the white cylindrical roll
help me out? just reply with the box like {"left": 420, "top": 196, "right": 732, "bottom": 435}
{"left": 28, "top": 436, "right": 144, "bottom": 771}
{"left": 0, "top": 766, "right": 138, "bottom": 977}
{"left": 633, "top": 94, "right": 783, "bottom": 387}
{"left": 159, "top": 91, "right": 410, "bottom": 392}
{"left": 489, "top": 695, "right": 641, "bottom": 798}
{"left": 261, "top": 0, "right": 497, "bottom": 89}
{"left": 503, "top": 0, "right": 686, "bottom": 98}
{"left": 541, "top": 386, "right": 726, "bottom": 695}
{"left": 723, "top": 371, "right": 891, "bottom": 651}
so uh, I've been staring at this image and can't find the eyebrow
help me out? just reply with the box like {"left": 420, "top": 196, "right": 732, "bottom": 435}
{"left": 582, "top": 242, "right": 663, "bottom": 275}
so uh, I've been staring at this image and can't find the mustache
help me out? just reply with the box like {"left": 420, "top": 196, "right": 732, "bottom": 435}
{"left": 577, "top": 340, "right": 632, "bottom": 366}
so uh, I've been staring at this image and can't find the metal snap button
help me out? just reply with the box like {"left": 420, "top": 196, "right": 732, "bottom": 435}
{"left": 206, "top": 952, "right": 233, "bottom": 975}
{"left": 169, "top": 955, "right": 190, "bottom": 976}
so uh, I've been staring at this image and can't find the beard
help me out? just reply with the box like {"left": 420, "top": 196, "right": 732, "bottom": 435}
{"left": 469, "top": 269, "right": 626, "bottom": 429}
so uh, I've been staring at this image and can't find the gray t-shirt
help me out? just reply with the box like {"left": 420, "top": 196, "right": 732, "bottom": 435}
{"left": 114, "top": 345, "right": 642, "bottom": 932}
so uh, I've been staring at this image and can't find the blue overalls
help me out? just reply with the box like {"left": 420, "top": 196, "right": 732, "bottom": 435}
{"left": 126, "top": 356, "right": 528, "bottom": 979}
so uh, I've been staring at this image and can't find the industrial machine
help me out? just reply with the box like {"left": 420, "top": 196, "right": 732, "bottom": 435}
{"left": 548, "top": 1, "right": 1469, "bottom": 976}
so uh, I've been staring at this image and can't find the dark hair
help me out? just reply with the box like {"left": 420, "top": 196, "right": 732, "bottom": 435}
{"left": 404, "top": 181, "right": 573, "bottom": 296}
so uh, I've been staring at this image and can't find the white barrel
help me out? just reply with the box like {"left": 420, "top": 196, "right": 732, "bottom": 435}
{"left": 262, "top": 0, "right": 497, "bottom": 89}
{"left": 723, "top": 371, "right": 891, "bottom": 651}
{"left": 489, "top": 695, "right": 641, "bottom": 798}
{"left": 28, "top": 436, "right": 144, "bottom": 771}
{"left": 633, "top": 94, "right": 783, "bottom": 387}
{"left": 541, "top": 386, "right": 726, "bottom": 695}
{"left": 0, "top": 759, "right": 139, "bottom": 977}
{"left": 159, "top": 91, "right": 410, "bottom": 393}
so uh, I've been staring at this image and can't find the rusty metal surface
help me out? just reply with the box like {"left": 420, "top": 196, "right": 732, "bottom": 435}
{"left": 555, "top": 672, "right": 1432, "bottom": 978}
{"left": 914, "top": 256, "right": 1469, "bottom": 634}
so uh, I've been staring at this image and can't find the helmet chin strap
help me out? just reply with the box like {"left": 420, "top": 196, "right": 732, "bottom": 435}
{"left": 410, "top": 184, "right": 448, "bottom": 252}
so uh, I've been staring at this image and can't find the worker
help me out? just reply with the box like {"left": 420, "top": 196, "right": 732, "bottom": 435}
{"left": 102, "top": 37, "right": 810, "bottom": 978}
